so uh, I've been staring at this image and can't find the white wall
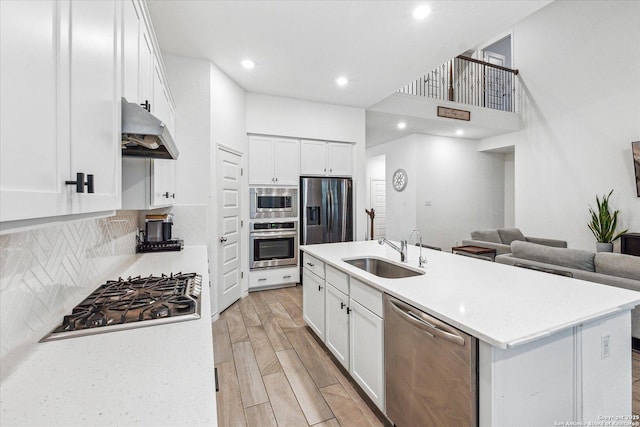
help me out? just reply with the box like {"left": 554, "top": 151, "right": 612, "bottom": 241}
{"left": 164, "top": 54, "right": 247, "bottom": 317}
{"left": 246, "top": 94, "right": 367, "bottom": 240}
{"left": 480, "top": 0, "right": 640, "bottom": 250}
{"left": 164, "top": 55, "right": 211, "bottom": 205}
{"left": 366, "top": 134, "right": 506, "bottom": 250}
{"left": 504, "top": 151, "right": 515, "bottom": 227}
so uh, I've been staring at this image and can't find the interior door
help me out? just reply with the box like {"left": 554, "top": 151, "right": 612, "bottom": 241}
{"left": 370, "top": 179, "right": 386, "bottom": 239}
{"left": 217, "top": 147, "right": 242, "bottom": 312}
{"left": 483, "top": 52, "right": 509, "bottom": 111}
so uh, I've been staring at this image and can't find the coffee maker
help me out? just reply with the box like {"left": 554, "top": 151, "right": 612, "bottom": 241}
{"left": 137, "top": 213, "right": 183, "bottom": 252}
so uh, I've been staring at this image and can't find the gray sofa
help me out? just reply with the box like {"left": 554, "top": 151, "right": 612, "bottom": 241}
{"left": 462, "top": 228, "right": 567, "bottom": 256}
{"left": 496, "top": 240, "right": 640, "bottom": 339}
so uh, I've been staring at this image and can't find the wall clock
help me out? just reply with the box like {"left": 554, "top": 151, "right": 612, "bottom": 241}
{"left": 392, "top": 169, "right": 407, "bottom": 192}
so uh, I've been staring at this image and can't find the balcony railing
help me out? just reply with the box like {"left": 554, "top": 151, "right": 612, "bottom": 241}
{"left": 398, "top": 55, "right": 519, "bottom": 113}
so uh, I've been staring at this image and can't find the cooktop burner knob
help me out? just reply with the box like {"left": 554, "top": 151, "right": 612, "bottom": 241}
{"left": 150, "top": 306, "right": 170, "bottom": 318}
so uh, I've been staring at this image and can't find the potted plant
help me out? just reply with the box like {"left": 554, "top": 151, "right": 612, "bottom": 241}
{"left": 587, "top": 190, "right": 628, "bottom": 252}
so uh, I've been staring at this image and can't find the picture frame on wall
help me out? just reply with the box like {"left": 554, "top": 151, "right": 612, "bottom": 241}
{"left": 633, "top": 141, "right": 640, "bottom": 197}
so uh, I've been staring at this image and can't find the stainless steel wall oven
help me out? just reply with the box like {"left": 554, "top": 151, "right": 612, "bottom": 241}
{"left": 250, "top": 187, "right": 297, "bottom": 219}
{"left": 250, "top": 221, "right": 298, "bottom": 269}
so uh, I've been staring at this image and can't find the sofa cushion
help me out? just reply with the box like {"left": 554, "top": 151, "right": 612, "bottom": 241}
{"left": 595, "top": 253, "right": 640, "bottom": 280}
{"left": 470, "top": 229, "right": 501, "bottom": 243}
{"left": 511, "top": 241, "right": 595, "bottom": 272}
{"left": 498, "top": 228, "right": 526, "bottom": 245}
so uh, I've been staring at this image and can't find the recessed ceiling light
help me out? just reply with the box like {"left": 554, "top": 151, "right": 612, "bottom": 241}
{"left": 336, "top": 76, "right": 348, "bottom": 87}
{"left": 455, "top": 129, "right": 464, "bottom": 136}
{"left": 413, "top": 5, "right": 431, "bottom": 20}
{"left": 397, "top": 122, "right": 407, "bottom": 129}
{"left": 241, "top": 59, "right": 255, "bottom": 70}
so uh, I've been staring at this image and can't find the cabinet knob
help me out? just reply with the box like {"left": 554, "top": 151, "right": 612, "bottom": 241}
{"left": 85, "top": 174, "right": 94, "bottom": 194}
{"left": 65, "top": 172, "right": 85, "bottom": 193}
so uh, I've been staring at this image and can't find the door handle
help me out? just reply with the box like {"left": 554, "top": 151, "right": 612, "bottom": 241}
{"left": 387, "top": 299, "right": 465, "bottom": 346}
{"left": 219, "top": 236, "right": 227, "bottom": 243}
{"left": 340, "top": 302, "right": 346, "bottom": 310}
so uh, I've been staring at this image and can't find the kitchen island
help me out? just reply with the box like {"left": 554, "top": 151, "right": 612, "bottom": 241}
{"left": 301, "top": 240, "right": 640, "bottom": 426}
{"left": 0, "top": 246, "right": 216, "bottom": 426}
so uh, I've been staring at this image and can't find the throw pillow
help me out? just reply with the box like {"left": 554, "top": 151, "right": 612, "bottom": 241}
{"left": 595, "top": 253, "right": 640, "bottom": 280}
{"left": 470, "top": 229, "right": 501, "bottom": 243}
{"left": 511, "top": 241, "right": 595, "bottom": 272}
{"left": 498, "top": 228, "right": 526, "bottom": 245}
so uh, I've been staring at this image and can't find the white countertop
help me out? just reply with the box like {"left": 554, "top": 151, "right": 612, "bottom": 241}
{"left": 0, "top": 246, "right": 217, "bottom": 427}
{"left": 301, "top": 241, "right": 640, "bottom": 349}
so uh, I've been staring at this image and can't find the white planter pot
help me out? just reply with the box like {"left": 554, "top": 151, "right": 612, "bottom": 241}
{"left": 596, "top": 242, "right": 613, "bottom": 253}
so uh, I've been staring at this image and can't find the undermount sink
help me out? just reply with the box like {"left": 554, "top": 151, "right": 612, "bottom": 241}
{"left": 342, "top": 257, "right": 425, "bottom": 279}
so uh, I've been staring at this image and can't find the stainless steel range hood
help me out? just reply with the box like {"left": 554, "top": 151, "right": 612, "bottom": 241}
{"left": 121, "top": 98, "right": 179, "bottom": 160}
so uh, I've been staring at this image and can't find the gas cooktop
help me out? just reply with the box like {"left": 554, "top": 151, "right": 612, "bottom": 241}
{"left": 41, "top": 272, "right": 202, "bottom": 342}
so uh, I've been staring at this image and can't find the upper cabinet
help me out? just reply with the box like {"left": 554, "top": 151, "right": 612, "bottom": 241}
{"left": 249, "top": 136, "right": 299, "bottom": 186}
{"left": 300, "top": 140, "right": 353, "bottom": 177}
{"left": 0, "top": 0, "right": 121, "bottom": 223}
{"left": 121, "top": 0, "right": 177, "bottom": 209}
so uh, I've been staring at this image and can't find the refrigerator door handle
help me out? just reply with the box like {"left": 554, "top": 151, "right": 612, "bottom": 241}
{"left": 341, "top": 182, "right": 348, "bottom": 241}
{"left": 328, "top": 188, "right": 333, "bottom": 233}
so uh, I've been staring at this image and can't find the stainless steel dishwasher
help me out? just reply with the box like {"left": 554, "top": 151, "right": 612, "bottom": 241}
{"left": 384, "top": 294, "right": 478, "bottom": 426}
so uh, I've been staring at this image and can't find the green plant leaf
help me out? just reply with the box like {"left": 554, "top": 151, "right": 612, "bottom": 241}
{"left": 587, "top": 190, "right": 626, "bottom": 243}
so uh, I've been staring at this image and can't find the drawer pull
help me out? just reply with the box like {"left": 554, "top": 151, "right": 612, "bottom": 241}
{"left": 306, "top": 262, "right": 314, "bottom": 267}
{"left": 258, "top": 278, "right": 267, "bottom": 282}
{"left": 283, "top": 275, "right": 292, "bottom": 279}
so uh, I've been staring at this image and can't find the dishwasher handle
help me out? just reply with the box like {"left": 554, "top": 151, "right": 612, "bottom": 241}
{"left": 388, "top": 298, "right": 465, "bottom": 347}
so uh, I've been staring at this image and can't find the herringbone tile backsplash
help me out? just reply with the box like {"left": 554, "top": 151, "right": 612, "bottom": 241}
{"left": 0, "top": 211, "right": 138, "bottom": 359}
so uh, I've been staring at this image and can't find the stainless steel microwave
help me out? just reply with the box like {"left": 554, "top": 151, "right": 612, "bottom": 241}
{"left": 250, "top": 187, "right": 297, "bottom": 219}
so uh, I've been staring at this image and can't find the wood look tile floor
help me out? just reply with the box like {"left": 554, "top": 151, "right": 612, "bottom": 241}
{"left": 213, "top": 285, "right": 386, "bottom": 427}
{"left": 213, "top": 285, "right": 640, "bottom": 426}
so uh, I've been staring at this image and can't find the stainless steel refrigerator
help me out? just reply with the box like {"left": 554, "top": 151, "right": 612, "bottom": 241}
{"left": 300, "top": 177, "right": 353, "bottom": 245}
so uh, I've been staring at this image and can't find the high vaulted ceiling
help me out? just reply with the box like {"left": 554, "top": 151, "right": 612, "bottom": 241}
{"left": 147, "top": 1, "right": 550, "bottom": 109}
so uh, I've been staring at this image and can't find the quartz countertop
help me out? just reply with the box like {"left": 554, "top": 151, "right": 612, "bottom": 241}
{"left": 301, "top": 241, "right": 640, "bottom": 349}
{"left": 0, "top": 246, "right": 216, "bottom": 427}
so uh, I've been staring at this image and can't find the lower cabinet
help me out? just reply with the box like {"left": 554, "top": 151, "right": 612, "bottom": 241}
{"left": 325, "top": 284, "right": 350, "bottom": 369}
{"left": 349, "top": 298, "right": 385, "bottom": 411}
{"left": 302, "top": 268, "right": 325, "bottom": 340}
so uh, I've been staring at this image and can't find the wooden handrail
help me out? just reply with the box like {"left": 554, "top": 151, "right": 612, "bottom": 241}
{"left": 455, "top": 55, "right": 519, "bottom": 75}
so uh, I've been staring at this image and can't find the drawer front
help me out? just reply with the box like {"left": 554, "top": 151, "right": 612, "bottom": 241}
{"left": 326, "top": 265, "right": 349, "bottom": 294}
{"left": 303, "top": 253, "right": 325, "bottom": 279}
{"left": 350, "top": 278, "right": 383, "bottom": 318}
{"left": 249, "top": 266, "right": 298, "bottom": 289}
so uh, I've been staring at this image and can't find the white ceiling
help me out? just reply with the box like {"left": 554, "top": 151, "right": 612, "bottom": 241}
{"left": 147, "top": 1, "right": 550, "bottom": 109}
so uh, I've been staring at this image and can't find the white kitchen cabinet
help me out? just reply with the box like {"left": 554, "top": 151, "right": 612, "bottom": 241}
{"left": 325, "top": 283, "right": 350, "bottom": 369}
{"left": 248, "top": 136, "right": 299, "bottom": 185}
{"left": 120, "top": 0, "right": 177, "bottom": 210}
{"left": 300, "top": 140, "right": 353, "bottom": 177}
{"left": 122, "top": 158, "right": 175, "bottom": 210}
{"left": 303, "top": 268, "right": 325, "bottom": 340}
{"left": 350, "top": 298, "right": 385, "bottom": 411}
{"left": 0, "top": 0, "right": 121, "bottom": 223}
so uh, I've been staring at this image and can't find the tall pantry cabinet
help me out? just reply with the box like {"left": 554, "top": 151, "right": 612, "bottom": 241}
{"left": 0, "top": 0, "right": 122, "bottom": 223}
